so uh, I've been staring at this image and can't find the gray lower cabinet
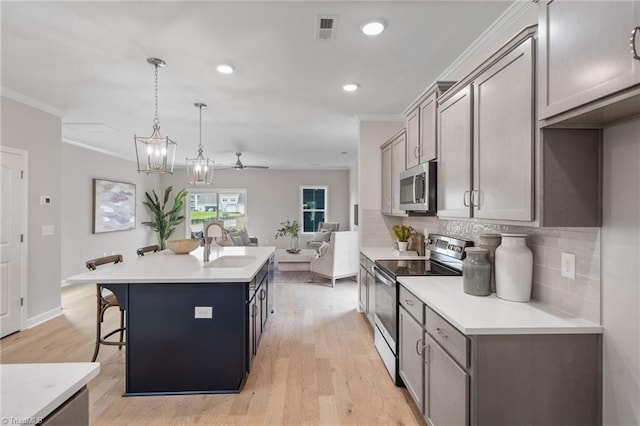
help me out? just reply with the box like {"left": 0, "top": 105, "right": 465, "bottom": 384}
{"left": 358, "top": 253, "right": 376, "bottom": 327}
{"left": 397, "top": 285, "right": 602, "bottom": 426}
{"left": 399, "top": 306, "right": 424, "bottom": 412}
{"left": 426, "top": 334, "right": 469, "bottom": 426}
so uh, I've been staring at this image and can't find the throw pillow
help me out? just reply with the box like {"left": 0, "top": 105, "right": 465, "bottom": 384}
{"left": 311, "top": 231, "right": 331, "bottom": 243}
{"left": 214, "top": 236, "right": 234, "bottom": 246}
{"left": 229, "top": 234, "right": 244, "bottom": 246}
{"left": 318, "top": 241, "right": 330, "bottom": 257}
{"left": 239, "top": 228, "right": 251, "bottom": 245}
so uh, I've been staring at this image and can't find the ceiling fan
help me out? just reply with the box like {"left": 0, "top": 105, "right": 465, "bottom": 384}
{"left": 216, "top": 152, "right": 269, "bottom": 170}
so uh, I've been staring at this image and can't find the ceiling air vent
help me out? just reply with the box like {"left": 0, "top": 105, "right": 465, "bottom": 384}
{"left": 316, "top": 15, "right": 338, "bottom": 40}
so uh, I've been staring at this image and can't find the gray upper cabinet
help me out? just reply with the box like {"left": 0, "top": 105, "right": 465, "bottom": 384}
{"left": 438, "top": 28, "right": 536, "bottom": 222}
{"left": 381, "top": 130, "right": 407, "bottom": 216}
{"left": 538, "top": 0, "right": 640, "bottom": 121}
{"left": 406, "top": 108, "right": 420, "bottom": 169}
{"left": 473, "top": 36, "right": 534, "bottom": 221}
{"left": 437, "top": 85, "right": 473, "bottom": 219}
{"left": 405, "top": 82, "right": 455, "bottom": 169}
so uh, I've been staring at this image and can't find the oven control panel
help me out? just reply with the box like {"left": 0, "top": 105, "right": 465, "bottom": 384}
{"left": 425, "top": 234, "right": 473, "bottom": 260}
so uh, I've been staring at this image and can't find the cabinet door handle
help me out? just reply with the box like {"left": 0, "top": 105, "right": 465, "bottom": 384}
{"left": 435, "top": 327, "right": 449, "bottom": 339}
{"left": 252, "top": 304, "right": 258, "bottom": 318}
{"left": 415, "top": 338, "right": 424, "bottom": 356}
{"left": 414, "top": 146, "right": 420, "bottom": 159}
{"left": 405, "top": 299, "right": 415, "bottom": 306}
{"left": 471, "top": 189, "right": 480, "bottom": 207}
{"left": 463, "top": 191, "right": 470, "bottom": 207}
{"left": 423, "top": 344, "right": 430, "bottom": 364}
{"left": 632, "top": 26, "right": 640, "bottom": 60}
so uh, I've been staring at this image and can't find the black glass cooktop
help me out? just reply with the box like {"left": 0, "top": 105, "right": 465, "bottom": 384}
{"left": 375, "top": 259, "right": 461, "bottom": 277}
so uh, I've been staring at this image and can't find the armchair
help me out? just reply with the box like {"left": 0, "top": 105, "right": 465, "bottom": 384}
{"left": 310, "top": 231, "right": 359, "bottom": 287}
{"left": 306, "top": 222, "right": 340, "bottom": 250}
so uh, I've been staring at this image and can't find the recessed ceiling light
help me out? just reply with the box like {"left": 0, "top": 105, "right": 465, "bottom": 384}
{"left": 342, "top": 83, "right": 359, "bottom": 92}
{"left": 216, "top": 64, "right": 235, "bottom": 74}
{"left": 361, "top": 20, "right": 385, "bottom": 36}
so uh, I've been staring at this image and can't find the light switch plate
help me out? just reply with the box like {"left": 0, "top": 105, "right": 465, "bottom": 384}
{"left": 561, "top": 252, "right": 576, "bottom": 280}
{"left": 194, "top": 306, "right": 213, "bottom": 319}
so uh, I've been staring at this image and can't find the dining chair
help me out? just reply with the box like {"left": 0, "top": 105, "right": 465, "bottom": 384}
{"left": 136, "top": 244, "right": 160, "bottom": 256}
{"left": 85, "top": 254, "right": 124, "bottom": 362}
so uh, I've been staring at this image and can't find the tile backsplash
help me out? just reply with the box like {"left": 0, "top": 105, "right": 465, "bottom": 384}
{"left": 362, "top": 211, "right": 601, "bottom": 323}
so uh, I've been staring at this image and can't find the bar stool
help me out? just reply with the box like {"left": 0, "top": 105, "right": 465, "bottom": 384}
{"left": 136, "top": 245, "right": 160, "bottom": 257}
{"left": 86, "top": 254, "right": 124, "bottom": 362}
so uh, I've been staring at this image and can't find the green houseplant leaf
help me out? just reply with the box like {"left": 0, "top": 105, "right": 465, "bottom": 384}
{"left": 392, "top": 225, "right": 413, "bottom": 242}
{"left": 274, "top": 220, "right": 300, "bottom": 239}
{"left": 142, "top": 186, "right": 187, "bottom": 249}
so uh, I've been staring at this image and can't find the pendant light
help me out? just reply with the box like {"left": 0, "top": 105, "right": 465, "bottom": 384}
{"left": 186, "top": 103, "right": 214, "bottom": 185}
{"left": 134, "top": 57, "right": 177, "bottom": 174}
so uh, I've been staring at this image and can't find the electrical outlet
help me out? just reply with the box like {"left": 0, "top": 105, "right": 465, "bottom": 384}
{"left": 194, "top": 306, "right": 213, "bottom": 319}
{"left": 561, "top": 252, "right": 576, "bottom": 280}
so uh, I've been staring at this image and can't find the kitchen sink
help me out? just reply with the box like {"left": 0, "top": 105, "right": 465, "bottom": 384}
{"left": 204, "top": 256, "right": 256, "bottom": 268}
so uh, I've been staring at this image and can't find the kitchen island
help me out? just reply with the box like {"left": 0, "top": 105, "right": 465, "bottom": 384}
{"left": 66, "top": 246, "right": 275, "bottom": 396}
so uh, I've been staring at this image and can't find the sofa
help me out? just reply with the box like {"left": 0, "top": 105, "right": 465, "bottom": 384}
{"left": 203, "top": 221, "right": 258, "bottom": 247}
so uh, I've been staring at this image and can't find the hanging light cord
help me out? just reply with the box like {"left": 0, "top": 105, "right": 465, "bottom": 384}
{"left": 198, "top": 104, "right": 203, "bottom": 154}
{"left": 153, "top": 63, "right": 159, "bottom": 126}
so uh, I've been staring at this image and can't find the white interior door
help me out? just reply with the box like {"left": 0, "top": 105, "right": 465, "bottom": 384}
{"left": 0, "top": 147, "right": 26, "bottom": 337}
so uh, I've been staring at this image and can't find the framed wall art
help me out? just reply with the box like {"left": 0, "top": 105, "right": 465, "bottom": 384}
{"left": 93, "top": 178, "right": 136, "bottom": 233}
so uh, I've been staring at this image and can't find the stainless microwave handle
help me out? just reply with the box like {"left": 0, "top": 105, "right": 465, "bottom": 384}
{"left": 373, "top": 267, "right": 395, "bottom": 287}
{"left": 412, "top": 176, "right": 417, "bottom": 204}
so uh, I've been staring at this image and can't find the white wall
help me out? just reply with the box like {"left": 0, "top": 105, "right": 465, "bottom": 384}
{"left": 161, "top": 168, "right": 350, "bottom": 250}
{"left": 60, "top": 143, "right": 161, "bottom": 279}
{"left": 1, "top": 96, "right": 62, "bottom": 323}
{"left": 357, "top": 120, "right": 404, "bottom": 247}
{"left": 602, "top": 118, "right": 640, "bottom": 426}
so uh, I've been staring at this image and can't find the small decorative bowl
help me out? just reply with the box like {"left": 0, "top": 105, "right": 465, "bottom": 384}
{"left": 165, "top": 239, "right": 200, "bottom": 255}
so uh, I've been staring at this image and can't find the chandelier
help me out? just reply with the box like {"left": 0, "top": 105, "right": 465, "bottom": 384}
{"left": 134, "top": 58, "right": 176, "bottom": 174}
{"left": 186, "top": 103, "right": 214, "bottom": 185}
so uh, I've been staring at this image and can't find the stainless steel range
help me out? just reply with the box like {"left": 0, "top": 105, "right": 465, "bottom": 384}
{"left": 372, "top": 233, "right": 473, "bottom": 384}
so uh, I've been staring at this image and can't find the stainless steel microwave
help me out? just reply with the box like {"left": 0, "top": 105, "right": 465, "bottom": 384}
{"left": 399, "top": 162, "right": 437, "bottom": 213}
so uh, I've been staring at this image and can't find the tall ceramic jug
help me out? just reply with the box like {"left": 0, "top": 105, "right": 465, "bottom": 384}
{"left": 495, "top": 233, "right": 533, "bottom": 302}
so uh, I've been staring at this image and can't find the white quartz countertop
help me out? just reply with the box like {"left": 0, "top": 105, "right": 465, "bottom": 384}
{"left": 0, "top": 362, "right": 99, "bottom": 422}
{"left": 65, "top": 246, "right": 275, "bottom": 284}
{"left": 398, "top": 276, "right": 603, "bottom": 335}
{"left": 360, "top": 247, "right": 427, "bottom": 261}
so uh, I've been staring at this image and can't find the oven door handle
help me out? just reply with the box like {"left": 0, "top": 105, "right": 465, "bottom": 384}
{"left": 373, "top": 267, "right": 395, "bottom": 287}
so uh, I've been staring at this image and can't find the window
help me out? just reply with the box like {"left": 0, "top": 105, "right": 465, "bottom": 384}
{"left": 185, "top": 189, "right": 247, "bottom": 237}
{"left": 300, "top": 186, "right": 327, "bottom": 233}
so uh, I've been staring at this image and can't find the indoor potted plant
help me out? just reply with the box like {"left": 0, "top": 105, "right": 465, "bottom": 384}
{"left": 393, "top": 225, "right": 414, "bottom": 251}
{"left": 275, "top": 219, "right": 301, "bottom": 253}
{"left": 142, "top": 186, "right": 187, "bottom": 250}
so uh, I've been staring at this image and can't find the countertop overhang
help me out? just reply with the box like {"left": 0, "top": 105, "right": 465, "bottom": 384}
{"left": 0, "top": 362, "right": 99, "bottom": 421}
{"left": 399, "top": 276, "right": 603, "bottom": 335}
{"left": 65, "top": 246, "right": 275, "bottom": 284}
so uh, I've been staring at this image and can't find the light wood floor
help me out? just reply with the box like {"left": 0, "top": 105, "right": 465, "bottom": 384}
{"left": 1, "top": 278, "right": 424, "bottom": 425}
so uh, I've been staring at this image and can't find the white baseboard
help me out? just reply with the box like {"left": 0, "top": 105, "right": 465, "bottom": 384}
{"left": 26, "top": 306, "right": 63, "bottom": 329}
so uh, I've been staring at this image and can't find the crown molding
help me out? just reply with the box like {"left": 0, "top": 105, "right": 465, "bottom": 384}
{"left": 436, "top": 0, "right": 535, "bottom": 82}
{"left": 62, "top": 137, "right": 135, "bottom": 163}
{"left": 0, "top": 87, "right": 64, "bottom": 117}
{"left": 356, "top": 114, "right": 403, "bottom": 122}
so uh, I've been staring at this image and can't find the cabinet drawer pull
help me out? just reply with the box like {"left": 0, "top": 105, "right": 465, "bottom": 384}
{"left": 463, "top": 191, "right": 470, "bottom": 207}
{"left": 404, "top": 299, "right": 415, "bottom": 306}
{"left": 415, "top": 338, "right": 423, "bottom": 356}
{"left": 435, "top": 327, "right": 449, "bottom": 339}
{"left": 632, "top": 26, "right": 640, "bottom": 60}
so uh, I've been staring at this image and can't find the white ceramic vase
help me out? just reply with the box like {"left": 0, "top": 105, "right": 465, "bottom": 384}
{"left": 495, "top": 233, "right": 533, "bottom": 302}
{"left": 397, "top": 241, "right": 409, "bottom": 251}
